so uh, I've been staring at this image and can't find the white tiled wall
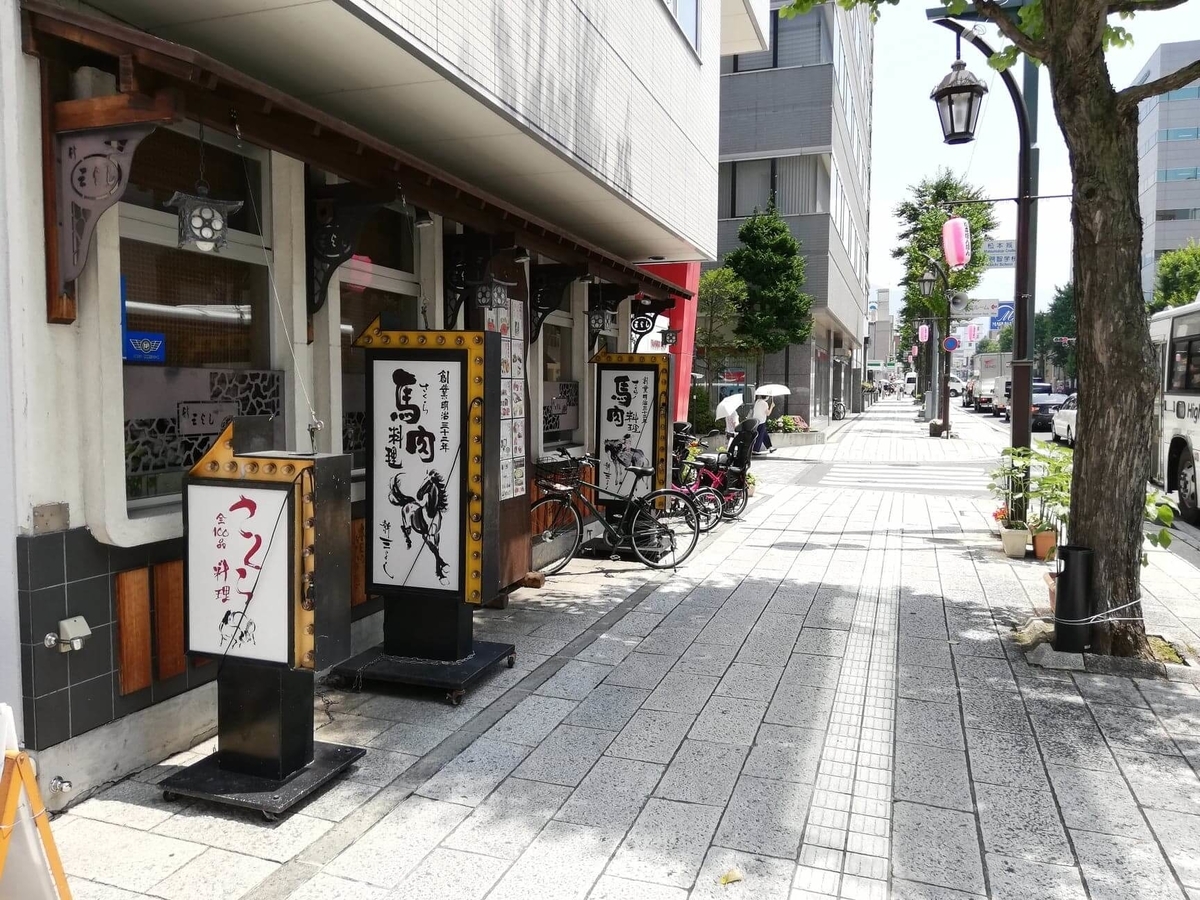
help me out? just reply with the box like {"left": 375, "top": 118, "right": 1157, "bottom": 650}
{"left": 349, "top": 0, "right": 720, "bottom": 256}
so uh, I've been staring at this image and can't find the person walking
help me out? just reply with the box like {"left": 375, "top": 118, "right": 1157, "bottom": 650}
{"left": 752, "top": 395, "right": 775, "bottom": 454}
{"left": 724, "top": 406, "right": 740, "bottom": 448}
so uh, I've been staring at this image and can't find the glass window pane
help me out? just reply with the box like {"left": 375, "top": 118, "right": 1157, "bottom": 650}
{"left": 1190, "top": 343, "right": 1200, "bottom": 390}
{"left": 734, "top": 159, "right": 772, "bottom": 217}
{"left": 1171, "top": 342, "right": 1189, "bottom": 390}
{"left": 677, "top": 0, "right": 698, "bottom": 47}
{"left": 542, "top": 323, "right": 575, "bottom": 444}
{"left": 718, "top": 162, "right": 732, "bottom": 218}
{"left": 777, "top": 10, "right": 824, "bottom": 66}
{"left": 775, "top": 156, "right": 818, "bottom": 215}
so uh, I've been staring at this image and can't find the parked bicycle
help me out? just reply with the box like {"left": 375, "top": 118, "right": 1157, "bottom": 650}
{"left": 832, "top": 399, "right": 846, "bottom": 420}
{"left": 531, "top": 452, "right": 701, "bottom": 576}
{"left": 670, "top": 422, "right": 726, "bottom": 532}
{"left": 675, "top": 419, "right": 758, "bottom": 519}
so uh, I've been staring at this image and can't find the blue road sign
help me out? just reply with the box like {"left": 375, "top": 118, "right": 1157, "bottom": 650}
{"left": 942, "top": 336, "right": 961, "bottom": 352}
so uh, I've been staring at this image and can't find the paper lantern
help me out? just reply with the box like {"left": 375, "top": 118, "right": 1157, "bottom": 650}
{"left": 967, "top": 324, "right": 980, "bottom": 342}
{"left": 919, "top": 324, "right": 930, "bottom": 343}
{"left": 942, "top": 217, "right": 972, "bottom": 270}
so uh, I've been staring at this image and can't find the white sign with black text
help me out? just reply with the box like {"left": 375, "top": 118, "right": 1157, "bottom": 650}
{"left": 597, "top": 368, "right": 657, "bottom": 500}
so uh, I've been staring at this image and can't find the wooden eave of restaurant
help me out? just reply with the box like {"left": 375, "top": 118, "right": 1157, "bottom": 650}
{"left": 20, "top": 0, "right": 691, "bottom": 324}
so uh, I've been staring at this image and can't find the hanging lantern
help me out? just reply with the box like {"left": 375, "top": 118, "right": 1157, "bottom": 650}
{"left": 474, "top": 279, "right": 509, "bottom": 310}
{"left": 942, "top": 217, "right": 972, "bottom": 270}
{"left": 968, "top": 323, "right": 980, "bottom": 342}
{"left": 165, "top": 123, "right": 243, "bottom": 253}
{"left": 660, "top": 328, "right": 681, "bottom": 346}
{"left": 930, "top": 56, "right": 988, "bottom": 145}
{"left": 919, "top": 324, "right": 930, "bottom": 343}
{"left": 911, "top": 344, "right": 919, "bottom": 356}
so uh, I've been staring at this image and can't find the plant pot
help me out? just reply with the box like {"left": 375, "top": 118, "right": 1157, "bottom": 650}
{"left": 747, "top": 485, "right": 756, "bottom": 497}
{"left": 1043, "top": 571, "right": 1058, "bottom": 614}
{"left": 1031, "top": 529, "right": 1057, "bottom": 560}
{"left": 1000, "top": 527, "right": 1028, "bottom": 559}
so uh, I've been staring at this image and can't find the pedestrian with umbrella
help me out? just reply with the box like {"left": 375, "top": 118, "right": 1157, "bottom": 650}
{"left": 752, "top": 384, "right": 790, "bottom": 455}
{"left": 715, "top": 394, "right": 743, "bottom": 447}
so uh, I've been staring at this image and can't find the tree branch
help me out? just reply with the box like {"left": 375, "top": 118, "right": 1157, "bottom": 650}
{"left": 1108, "top": 0, "right": 1188, "bottom": 13}
{"left": 970, "top": 0, "right": 1048, "bottom": 60}
{"left": 1119, "top": 56, "right": 1200, "bottom": 109}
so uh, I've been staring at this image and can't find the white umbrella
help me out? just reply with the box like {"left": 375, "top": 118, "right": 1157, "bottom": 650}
{"left": 715, "top": 394, "right": 743, "bottom": 419}
{"left": 754, "top": 383, "right": 791, "bottom": 397}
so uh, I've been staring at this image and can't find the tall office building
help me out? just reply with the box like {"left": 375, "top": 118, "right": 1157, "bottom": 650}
{"left": 867, "top": 289, "right": 893, "bottom": 365}
{"left": 716, "top": 1, "right": 874, "bottom": 424}
{"left": 1134, "top": 40, "right": 1200, "bottom": 301}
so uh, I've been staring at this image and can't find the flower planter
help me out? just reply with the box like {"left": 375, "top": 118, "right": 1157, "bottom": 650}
{"left": 1043, "top": 571, "right": 1058, "bottom": 614}
{"left": 1000, "top": 527, "right": 1028, "bottom": 559}
{"left": 1031, "top": 529, "right": 1057, "bottom": 561}
{"left": 747, "top": 485, "right": 757, "bottom": 497}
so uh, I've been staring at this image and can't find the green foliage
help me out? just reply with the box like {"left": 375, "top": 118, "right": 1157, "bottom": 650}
{"left": 989, "top": 447, "right": 1032, "bottom": 529}
{"left": 1028, "top": 441, "right": 1072, "bottom": 537}
{"left": 688, "top": 386, "right": 717, "bottom": 434}
{"left": 724, "top": 204, "right": 814, "bottom": 355}
{"left": 696, "top": 267, "right": 746, "bottom": 366}
{"left": 1045, "top": 284, "right": 1077, "bottom": 375}
{"left": 997, "top": 324, "right": 1014, "bottom": 353}
{"left": 1148, "top": 241, "right": 1200, "bottom": 314}
{"left": 765, "top": 414, "right": 809, "bottom": 434}
{"left": 975, "top": 337, "right": 998, "bottom": 354}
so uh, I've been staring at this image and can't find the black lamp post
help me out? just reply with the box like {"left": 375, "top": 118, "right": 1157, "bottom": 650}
{"left": 917, "top": 269, "right": 937, "bottom": 299}
{"left": 929, "top": 18, "right": 1038, "bottom": 457}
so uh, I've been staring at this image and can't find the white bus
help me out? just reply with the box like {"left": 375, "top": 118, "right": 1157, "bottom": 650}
{"left": 1151, "top": 292, "right": 1200, "bottom": 524}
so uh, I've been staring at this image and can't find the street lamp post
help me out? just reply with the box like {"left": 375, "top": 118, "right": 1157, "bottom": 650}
{"left": 929, "top": 18, "right": 1038, "bottom": 455}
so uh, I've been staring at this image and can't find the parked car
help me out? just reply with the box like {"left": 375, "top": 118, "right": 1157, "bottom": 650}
{"left": 1052, "top": 394, "right": 1078, "bottom": 445}
{"left": 1003, "top": 383, "right": 1056, "bottom": 422}
{"left": 904, "top": 372, "right": 917, "bottom": 395}
{"left": 1025, "top": 393, "right": 1069, "bottom": 430}
{"left": 962, "top": 378, "right": 977, "bottom": 407}
{"left": 975, "top": 379, "right": 995, "bottom": 412}
{"left": 991, "top": 379, "right": 1009, "bottom": 417}
{"left": 947, "top": 374, "right": 966, "bottom": 397}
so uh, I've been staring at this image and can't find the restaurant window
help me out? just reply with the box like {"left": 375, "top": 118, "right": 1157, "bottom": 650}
{"left": 120, "top": 127, "right": 273, "bottom": 508}
{"left": 542, "top": 321, "right": 577, "bottom": 446}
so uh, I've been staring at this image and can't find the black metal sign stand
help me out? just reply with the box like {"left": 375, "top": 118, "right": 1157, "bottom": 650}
{"left": 161, "top": 418, "right": 363, "bottom": 819}
{"left": 332, "top": 324, "right": 514, "bottom": 704}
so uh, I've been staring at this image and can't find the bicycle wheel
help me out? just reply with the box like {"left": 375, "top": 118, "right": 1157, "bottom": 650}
{"left": 692, "top": 486, "right": 724, "bottom": 533}
{"left": 530, "top": 495, "right": 582, "bottom": 576}
{"left": 721, "top": 485, "right": 749, "bottom": 518}
{"left": 630, "top": 489, "right": 700, "bottom": 568}
{"left": 674, "top": 458, "right": 700, "bottom": 488}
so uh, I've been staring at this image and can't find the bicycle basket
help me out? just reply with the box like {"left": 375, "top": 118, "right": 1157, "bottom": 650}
{"left": 534, "top": 457, "right": 584, "bottom": 491}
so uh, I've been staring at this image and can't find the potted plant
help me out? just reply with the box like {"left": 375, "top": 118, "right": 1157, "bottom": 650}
{"left": 1027, "top": 442, "right": 1073, "bottom": 561}
{"left": 989, "top": 448, "right": 1031, "bottom": 558}
{"left": 746, "top": 472, "right": 758, "bottom": 497}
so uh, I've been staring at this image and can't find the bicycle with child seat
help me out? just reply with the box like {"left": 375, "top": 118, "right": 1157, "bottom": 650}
{"left": 674, "top": 419, "right": 758, "bottom": 520}
{"left": 530, "top": 451, "right": 701, "bottom": 575}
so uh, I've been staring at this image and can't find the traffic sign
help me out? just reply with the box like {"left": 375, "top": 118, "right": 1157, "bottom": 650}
{"left": 982, "top": 239, "right": 1017, "bottom": 268}
{"left": 943, "top": 336, "right": 961, "bottom": 352}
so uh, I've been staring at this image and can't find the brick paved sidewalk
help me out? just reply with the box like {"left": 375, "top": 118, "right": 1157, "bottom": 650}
{"left": 53, "top": 401, "right": 1200, "bottom": 900}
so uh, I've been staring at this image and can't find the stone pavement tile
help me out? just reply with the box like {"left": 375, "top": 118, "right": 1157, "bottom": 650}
{"left": 898, "top": 636, "right": 953, "bottom": 669}
{"left": 744, "top": 725, "right": 823, "bottom": 785}
{"left": 612, "top": 611, "right": 666, "bottom": 638}
{"left": 588, "top": 875, "right": 687, "bottom": 900}
{"left": 784, "top": 653, "right": 844, "bottom": 691}
{"left": 556, "top": 757, "right": 666, "bottom": 829}
{"left": 484, "top": 695, "right": 578, "bottom": 747}
{"left": 324, "top": 795, "right": 470, "bottom": 888}
{"left": 1035, "top": 730, "right": 1120, "bottom": 774}
{"left": 675, "top": 641, "right": 741, "bottom": 676}
{"left": 965, "top": 728, "right": 1048, "bottom": 788}
{"left": 974, "top": 783, "right": 1073, "bottom": 864}
{"left": 293, "top": 777, "right": 380, "bottom": 822}
{"left": 444, "top": 777, "right": 571, "bottom": 860}
{"left": 643, "top": 671, "right": 720, "bottom": 715}
{"left": 67, "top": 778, "right": 189, "bottom": 831}
{"left": 897, "top": 699, "right": 964, "bottom": 751}
{"left": 513, "top": 724, "right": 617, "bottom": 787}
{"left": 1137, "top": 680, "right": 1200, "bottom": 736}
{"left": 129, "top": 750, "right": 205, "bottom": 787}
{"left": 1115, "top": 749, "right": 1200, "bottom": 815}
{"left": 399, "top": 848, "right": 508, "bottom": 900}
{"left": 54, "top": 817, "right": 205, "bottom": 893}
{"left": 890, "top": 878, "right": 984, "bottom": 899}
{"left": 660, "top": 604, "right": 717, "bottom": 631}
{"left": 899, "top": 664, "right": 958, "bottom": 703}
{"left": 1090, "top": 704, "right": 1182, "bottom": 756}
{"left": 567, "top": 685, "right": 652, "bottom": 731}
{"left": 1179, "top": 734, "right": 1200, "bottom": 771}
{"left": 605, "top": 652, "right": 678, "bottom": 690}
{"left": 959, "top": 689, "right": 1033, "bottom": 735}
{"left": 314, "top": 713, "right": 393, "bottom": 747}
{"left": 898, "top": 599, "right": 949, "bottom": 640}
{"left": 607, "top": 798, "right": 723, "bottom": 888}
{"left": 765, "top": 685, "right": 836, "bottom": 729}
{"left": 345, "top": 747, "right": 419, "bottom": 787}
{"left": 637, "top": 590, "right": 687, "bottom": 616}
{"left": 606, "top": 709, "right": 695, "bottom": 764}
{"left": 691, "top": 695, "right": 769, "bottom": 745}
{"left": 714, "top": 774, "right": 811, "bottom": 858}
{"left": 1146, "top": 809, "right": 1200, "bottom": 889}
{"left": 1071, "top": 829, "right": 1188, "bottom": 900}
{"left": 537, "top": 661, "right": 616, "bottom": 701}
{"left": 145, "top": 846, "right": 277, "bottom": 900}
{"left": 805, "top": 597, "right": 857, "bottom": 632}
{"left": 638, "top": 626, "right": 704, "bottom": 658}
{"left": 793, "top": 863, "right": 841, "bottom": 895}
{"left": 954, "top": 656, "right": 1019, "bottom": 694}
{"left": 351, "top": 694, "right": 487, "bottom": 730}
{"left": 487, "top": 821, "right": 622, "bottom": 900}
{"left": 367, "top": 722, "right": 453, "bottom": 756}
{"left": 1073, "top": 673, "right": 1149, "bottom": 708}
{"left": 575, "top": 634, "right": 641, "bottom": 666}
{"left": 738, "top": 614, "right": 806, "bottom": 666}
{"left": 716, "top": 662, "right": 785, "bottom": 702}
{"left": 284, "top": 873, "right": 390, "bottom": 900}
{"left": 839, "top": 874, "right": 888, "bottom": 900}
{"left": 690, "top": 847, "right": 794, "bottom": 900}
{"left": 66, "top": 880, "right": 143, "bottom": 900}
{"left": 152, "top": 804, "right": 333, "bottom": 863}
{"left": 948, "top": 625, "right": 1007, "bottom": 660}
{"left": 891, "top": 801, "right": 986, "bottom": 895}
{"left": 654, "top": 739, "right": 748, "bottom": 805}
{"left": 894, "top": 742, "right": 973, "bottom": 812}
{"left": 416, "top": 738, "right": 529, "bottom": 806}
{"left": 985, "top": 855, "right": 1087, "bottom": 900}
{"left": 795, "top": 627, "right": 850, "bottom": 658}
{"left": 1046, "top": 764, "right": 1151, "bottom": 838}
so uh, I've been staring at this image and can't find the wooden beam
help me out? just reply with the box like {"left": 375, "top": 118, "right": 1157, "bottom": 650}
{"left": 53, "top": 89, "right": 176, "bottom": 133}
{"left": 153, "top": 560, "right": 187, "bottom": 681}
{"left": 39, "top": 57, "right": 73, "bottom": 324}
{"left": 115, "top": 568, "right": 153, "bottom": 696}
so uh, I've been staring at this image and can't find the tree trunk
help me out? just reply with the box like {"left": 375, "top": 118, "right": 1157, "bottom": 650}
{"left": 1046, "top": 9, "right": 1155, "bottom": 657}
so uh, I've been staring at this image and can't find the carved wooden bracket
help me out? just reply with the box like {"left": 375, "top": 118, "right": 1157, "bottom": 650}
{"left": 443, "top": 232, "right": 495, "bottom": 328}
{"left": 529, "top": 264, "right": 587, "bottom": 342}
{"left": 307, "top": 182, "right": 392, "bottom": 316}
{"left": 587, "top": 283, "right": 630, "bottom": 349}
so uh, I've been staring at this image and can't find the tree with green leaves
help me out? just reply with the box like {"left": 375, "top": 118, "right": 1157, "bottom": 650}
{"left": 782, "top": 0, "right": 1200, "bottom": 658}
{"left": 1033, "top": 311, "right": 1052, "bottom": 378}
{"left": 975, "top": 336, "right": 998, "bottom": 354}
{"left": 724, "top": 204, "right": 814, "bottom": 368}
{"left": 1148, "top": 241, "right": 1200, "bottom": 314}
{"left": 998, "top": 324, "right": 1014, "bottom": 352}
{"left": 1045, "top": 283, "right": 1077, "bottom": 378}
{"left": 695, "top": 267, "right": 747, "bottom": 409}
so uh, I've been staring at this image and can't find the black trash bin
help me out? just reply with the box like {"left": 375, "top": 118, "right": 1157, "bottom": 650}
{"left": 1053, "top": 545, "right": 1094, "bottom": 653}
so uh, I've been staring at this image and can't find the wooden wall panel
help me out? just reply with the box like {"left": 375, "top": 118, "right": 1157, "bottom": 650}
{"left": 351, "top": 517, "right": 367, "bottom": 607}
{"left": 153, "top": 560, "right": 187, "bottom": 681}
{"left": 114, "top": 568, "right": 153, "bottom": 695}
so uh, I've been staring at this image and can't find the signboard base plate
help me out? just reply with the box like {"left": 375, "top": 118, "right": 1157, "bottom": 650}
{"left": 159, "top": 741, "right": 365, "bottom": 820}
{"left": 331, "top": 640, "right": 516, "bottom": 705}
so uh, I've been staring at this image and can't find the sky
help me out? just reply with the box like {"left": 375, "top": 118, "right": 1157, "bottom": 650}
{"left": 867, "top": 3, "right": 1199, "bottom": 317}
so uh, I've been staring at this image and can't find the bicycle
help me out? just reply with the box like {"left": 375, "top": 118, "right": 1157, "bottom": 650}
{"left": 531, "top": 452, "right": 701, "bottom": 576}
{"left": 675, "top": 419, "right": 758, "bottom": 520}
{"left": 670, "top": 422, "right": 730, "bottom": 533}
{"left": 832, "top": 399, "right": 846, "bottom": 420}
